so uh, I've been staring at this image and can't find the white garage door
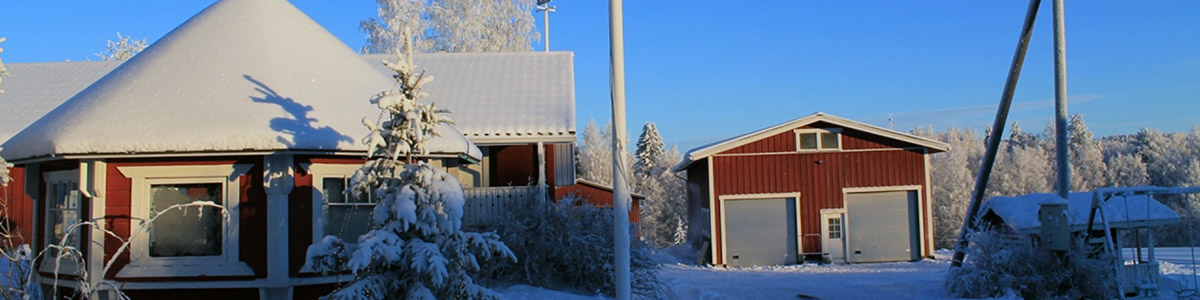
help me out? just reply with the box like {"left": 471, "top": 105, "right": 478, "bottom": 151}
{"left": 845, "top": 190, "right": 919, "bottom": 263}
{"left": 723, "top": 197, "right": 798, "bottom": 267}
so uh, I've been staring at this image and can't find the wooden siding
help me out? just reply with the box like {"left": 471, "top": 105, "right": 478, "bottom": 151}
{"left": 724, "top": 122, "right": 927, "bottom": 154}
{"left": 103, "top": 158, "right": 266, "bottom": 281}
{"left": 2, "top": 167, "right": 33, "bottom": 246}
{"left": 709, "top": 147, "right": 931, "bottom": 264}
{"left": 289, "top": 156, "right": 363, "bottom": 276}
{"left": 488, "top": 145, "right": 536, "bottom": 186}
{"left": 554, "top": 183, "right": 643, "bottom": 223}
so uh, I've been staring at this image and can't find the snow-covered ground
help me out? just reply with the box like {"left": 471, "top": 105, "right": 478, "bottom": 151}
{"left": 499, "top": 247, "right": 1200, "bottom": 299}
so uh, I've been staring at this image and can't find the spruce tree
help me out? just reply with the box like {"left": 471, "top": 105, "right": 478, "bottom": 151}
{"left": 305, "top": 33, "right": 513, "bottom": 300}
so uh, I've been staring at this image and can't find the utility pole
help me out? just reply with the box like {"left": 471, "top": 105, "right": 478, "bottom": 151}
{"left": 609, "top": 0, "right": 632, "bottom": 298}
{"left": 1052, "top": 0, "right": 1069, "bottom": 200}
{"left": 537, "top": 0, "right": 556, "bottom": 52}
{"left": 951, "top": 0, "right": 1042, "bottom": 267}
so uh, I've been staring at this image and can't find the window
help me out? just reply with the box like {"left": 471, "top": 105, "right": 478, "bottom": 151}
{"left": 796, "top": 128, "right": 842, "bottom": 151}
{"left": 115, "top": 164, "right": 253, "bottom": 278}
{"left": 827, "top": 217, "right": 842, "bottom": 239}
{"left": 303, "top": 164, "right": 374, "bottom": 247}
{"left": 320, "top": 176, "right": 374, "bottom": 243}
{"left": 42, "top": 170, "right": 82, "bottom": 274}
{"left": 149, "top": 183, "right": 222, "bottom": 257}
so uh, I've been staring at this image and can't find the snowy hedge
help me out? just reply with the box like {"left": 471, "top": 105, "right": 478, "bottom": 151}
{"left": 945, "top": 227, "right": 1117, "bottom": 299}
{"left": 483, "top": 196, "right": 664, "bottom": 298}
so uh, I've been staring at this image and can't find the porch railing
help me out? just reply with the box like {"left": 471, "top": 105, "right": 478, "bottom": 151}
{"left": 461, "top": 186, "right": 541, "bottom": 227}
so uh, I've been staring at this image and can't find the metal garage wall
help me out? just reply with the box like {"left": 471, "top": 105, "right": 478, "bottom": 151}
{"left": 722, "top": 197, "right": 798, "bottom": 267}
{"left": 845, "top": 190, "right": 919, "bottom": 263}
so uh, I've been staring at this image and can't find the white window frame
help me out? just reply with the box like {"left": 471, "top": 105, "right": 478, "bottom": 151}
{"left": 300, "top": 163, "right": 370, "bottom": 273}
{"left": 115, "top": 164, "right": 254, "bottom": 278}
{"left": 794, "top": 128, "right": 842, "bottom": 152}
{"left": 303, "top": 164, "right": 371, "bottom": 245}
{"left": 40, "top": 170, "right": 83, "bottom": 275}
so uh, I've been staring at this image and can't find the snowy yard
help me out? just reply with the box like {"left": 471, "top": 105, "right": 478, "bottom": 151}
{"left": 499, "top": 248, "right": 1200, "bottom": 299}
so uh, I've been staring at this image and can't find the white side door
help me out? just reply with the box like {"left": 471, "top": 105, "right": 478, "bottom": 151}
{"left": 820, "top": 209, "right": 847, "bottom": 263}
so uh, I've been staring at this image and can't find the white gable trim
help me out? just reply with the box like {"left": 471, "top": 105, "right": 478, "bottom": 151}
{"left": 673, "top": 112, "right": 949, "bottom": 173}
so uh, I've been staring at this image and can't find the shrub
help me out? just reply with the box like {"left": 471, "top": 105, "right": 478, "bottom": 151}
{"left": 945, "top": 227, "right": 1118, "bottom": 299}
{"left": 483, "top": 196, "right": 664, "bottom": 298}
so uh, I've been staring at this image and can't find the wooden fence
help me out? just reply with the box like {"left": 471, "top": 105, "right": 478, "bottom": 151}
{"left": 461, "top": 186, "right": 542, "bottom": 227}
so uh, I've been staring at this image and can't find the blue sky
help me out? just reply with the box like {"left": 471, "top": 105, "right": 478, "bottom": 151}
{"left": 1, "top": 1, "right": 1197, "bottom": 150}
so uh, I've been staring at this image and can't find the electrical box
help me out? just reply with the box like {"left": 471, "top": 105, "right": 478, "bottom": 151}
{"left": 1039, "top": 202, "right": 1070, "bottom": 251}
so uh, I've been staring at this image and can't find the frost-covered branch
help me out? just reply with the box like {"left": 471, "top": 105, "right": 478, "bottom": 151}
{"left": 360, "top": 0, "right": 538, "bottom": 54}
{"left": 94, "top": 32, "right": 147, "bottom": 61}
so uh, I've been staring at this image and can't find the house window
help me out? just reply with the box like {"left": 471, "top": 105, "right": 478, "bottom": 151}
{"left": 43, "top": 170, "right": 82, "bottom": 274}
{"left": 320, "top": 176, "right": 374, "bottom": 243}
{"left": 149, "top": 183, "right": 222, "bottom": 257}
{"left": 796, "top": 129, "right": 842, "bottom": 151}
{"left": 827, "top": 217, "right": 842, "bottom": 239}
{"left": 115, "top": 164, "right": 254, "bottom": 278}
{"left": 303, "top": 163, "right": 374, "bottom": 247}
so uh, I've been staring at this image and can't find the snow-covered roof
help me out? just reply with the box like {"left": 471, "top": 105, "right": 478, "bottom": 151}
{"left": 0, "top": 61, "right": 120, "bottom": 142}
{"left": 672, "top": 112, "right": 951, "bottom": 172}
{"left": 1, "top": 0, "right": 480, "bottom": 162}
{"left": 980, "top": 192, "right": 1181, "bottom": 234}
{"left": 361, "top": 52, "right": 576, "bottom": 144}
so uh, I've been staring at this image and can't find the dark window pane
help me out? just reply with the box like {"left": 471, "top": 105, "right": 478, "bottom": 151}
{"left": 821, "top": 132, "right": 839, "bottom": 149}
{"left": 325, "top": 205, "right": 375, "bottom": 242}
{"left": 799, "top": 133, "right": 818, "bottom": 150}
{"left": 322, "top": 178, "right": 346, "bottom": 203}
{"left": 149, "top": 183, "right": 222, "bottom": 257}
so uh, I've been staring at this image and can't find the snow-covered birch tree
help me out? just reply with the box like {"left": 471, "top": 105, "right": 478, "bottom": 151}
{"left": 361, "top": 0, "right": 538, "bottom": 54}
{"left": 94, "top": 32, "right": 147, "bottom": 61}
{"left": 305, "top": 32, "right": 514, "bottom": 299}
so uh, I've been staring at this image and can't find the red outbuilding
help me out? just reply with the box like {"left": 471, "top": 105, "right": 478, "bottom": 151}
{"left": 673, "top": 112, "right": 949, "bottom": 267}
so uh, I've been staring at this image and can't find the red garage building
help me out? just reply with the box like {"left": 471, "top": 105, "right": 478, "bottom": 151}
{"left": 673, "top": 112, "right": 948, "bottom": 267}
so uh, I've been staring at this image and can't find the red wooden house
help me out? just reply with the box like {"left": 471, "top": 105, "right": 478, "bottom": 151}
{"left": 0, "top": 0, "right": 586, "bottom": 298}
{"left": 673, "top": 112, "right": 949, "bottom": 267}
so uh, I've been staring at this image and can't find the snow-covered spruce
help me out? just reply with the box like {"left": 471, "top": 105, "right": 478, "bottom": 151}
{"left": 305, "top": 34, "right": 514, "bottom": 299}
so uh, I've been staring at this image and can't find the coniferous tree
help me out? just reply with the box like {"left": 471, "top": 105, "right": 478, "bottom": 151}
{"left": 305, "top": 33, "right": 513, "bottom": 299}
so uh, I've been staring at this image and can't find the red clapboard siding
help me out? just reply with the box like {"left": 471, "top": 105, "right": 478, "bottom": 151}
{"left": 554, "top": 183, "right": 643, "bottom": 223}
{"left": 2, "top": 167, "right": 32, "bottom": 246}
{"left": 488, "top": 145, "right": 537, "bottom": 186}
{"left": 709, "top": 147, "right": 928, "bottom": 263}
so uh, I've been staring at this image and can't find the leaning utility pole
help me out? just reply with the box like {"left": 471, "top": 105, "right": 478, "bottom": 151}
{"left": 609, "top": 0, "right": 632, "bottom": 298}
{"left": 950, "top": 0, "right": 1042, "bottom": 267}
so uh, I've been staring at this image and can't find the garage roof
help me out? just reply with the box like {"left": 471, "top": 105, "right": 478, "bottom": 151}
{"left": 672, "top": 112, "right": 951, "bottom": 172}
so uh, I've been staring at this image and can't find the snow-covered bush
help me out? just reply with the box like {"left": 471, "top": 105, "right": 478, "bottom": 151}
{"left": 304, "top": 32, "right": 514, "bottom": 299}
{"left": 945, "top": 227, "right": 1117, "bottom": 299}
{"left": 484, "top": 196, "right": 664, "bottom": 298}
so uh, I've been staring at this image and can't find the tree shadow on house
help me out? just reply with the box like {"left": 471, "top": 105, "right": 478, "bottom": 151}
{"left": 245, "top": 75, "right": 352, "bottom": 150}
